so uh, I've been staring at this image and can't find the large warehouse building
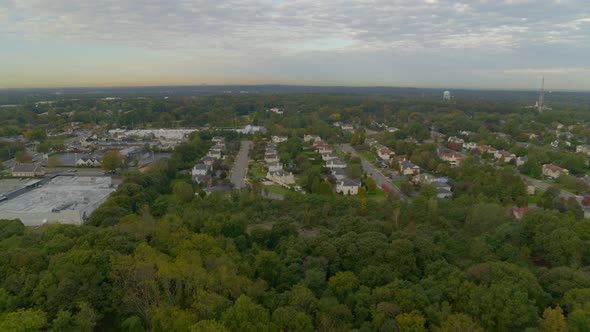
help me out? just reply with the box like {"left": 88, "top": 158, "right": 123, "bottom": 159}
{"left": 0, "top": 176, "right": 116, "bottom": 226}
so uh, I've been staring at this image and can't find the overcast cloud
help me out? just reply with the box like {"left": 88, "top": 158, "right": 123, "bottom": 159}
{"left": 1, "top": 0, "right": 589, "bottom": 89}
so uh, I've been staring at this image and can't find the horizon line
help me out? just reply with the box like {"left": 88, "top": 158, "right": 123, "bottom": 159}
{"left": 1, "top": 83, "right": 589, "bottom": 93}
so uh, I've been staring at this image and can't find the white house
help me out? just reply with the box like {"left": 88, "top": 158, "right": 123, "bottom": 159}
{"left": 336, "top": 178, "right": 361, "bottom": 195}
{"left": 576, "top": 145, "right": 590, "bottom": 155}
{"left": 267, "top": 170, "right": 295, "bottom": 185}
{"left": 264, "top": 153, "right": 280, "bottom": 163}
{"left": 192, "top": 164, "right": 210, "bottom": 177}
{"left": 542, "top": 164, "right": 569, "bottom": 179}
{"left": 341, "top": 124, "right": 354, "bottom": 132}
{"left": 448, "top": 136, "right": 465, "bottom": 144}
{"left": 322, "top": 152, "right": 338, "bottom": 162}
{"left": 272, "top": 135, "right": 288, "bottom": 144}
{"left": 462, "top": 142, "right": 477, "bottom": 150}
{"left": 212, "top": 136, "right": 225, "bottom": 144}
{"left": 326, "top": 159, "right": 347, "bottom": 169}
{"left": 400, "top": 160, "right": 420, "bottom": 176}
{"left": 304, "top": 134, "right": 322, "bottom": 143}
{"left": 377, "top": 146, "right": 394, "bottom": 161}
{"left": 494, "top": 150, "right": 516, "bottom": 163}
{"left": 439, "top": 152, "right": 463, "bottom": 167}
{"left": 432, "top": 181, "right": 453, "bottom": 199}
{"left": 210, "top": 144, "right": 225, "bottom": 152}
{"left": 267, "top": 162, "right": 283, "bottom": 172}
{"left": 317, "top": 145, "right": 333, "bottom": 154}
{"left": 76, "top": 157, "right": 101, "bottom": 167}
{"left": 237, "top": 125, "right": 265, "bottom": 134}
{"left": 207, "top": 150, "right": 222, "bottom": 159}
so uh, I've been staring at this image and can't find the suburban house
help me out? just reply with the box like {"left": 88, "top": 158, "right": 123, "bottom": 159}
{"left": 494, "top": 150, "right": 516, "bottom": 163}
{"left": 341, "top": 124, "right": 354, "bottom": 132}
{"left": 448, "top": 136, "right": 465, "bottom": 144}
{"left": 191, "top": 163, "right": 210, "bottom": 177}
{"left": 326, "top": 158, "right": 347, "bottom": 169}
{"left": 75, "top": 157, "right": 101, "bottom": 167}
{"left": 272, "top": 135, "right": 288, "bottom": 144}
{"left": 399, "top": 160, "right": 420, "bottom": 175}
{"left": 365, "top": 138, "right": 378, "bottom": 146}
{"left": 516, "top": 156, "right": 528, "bottom": 167}
{"left": 317, "top": 145, "right": 333, "bottom": 154}
{"left": 321, "top": 152, "right": 338, "bottom": 161}
{"left": 432, "top": 181, "right": 453, "bottom": 199}
{"left": 477, "top": 145, "right": 498, "bottom": 155}
{"left": 336, "top": 178, "right": 361, "bottom": 195}
{"left": 462, "top": 142, "right": 477, "bottom": 150}
{"left": 576, "top": 144, "right": 590, "bottom": 155}
{"left": 386, "top": 127, "right": 399, "bottom": 133}
{"left": 210, "top": 144, "right": 225, "bottom": 152}
{"left": 207, "top": 150, "right": 222, "bottom": 160}
{"left": 12, "top": 163, "right": 45, "bottom": 177}
{"left": 377, "top": 146, "right": 395, "bottom": 161}
{"left": 331, "top": 168, "right": 346, "bottom": 180}
{"left": 430, "top": 131, "right": 446, "bottom": 141}
{"left": 304, "top": 134, "right": 322, "bottom": 143}
{"left": 412, "top": 173, "right": 438, "bottom": 184}
{"left": 266, "top": 169, "right": 295, "bottom": 185}
{"left": 212, "top": 136, "right": 225, "bottom": 144}
{"left": 201, "top": 156, "right": 217, "bottom": 166}
{"left": 264, "top": 153, "right": 280, "bottom": 163}
{"left": 439, "top": 151, "right": 464, "bottom": 167}
{"left": 542, "top": 163, "right": 569, "bottom": 178}
{"left": 267, "top": 162, "right": 283, "bottom": 172}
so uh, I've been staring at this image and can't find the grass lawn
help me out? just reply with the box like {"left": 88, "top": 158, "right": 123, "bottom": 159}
{"left": 264, "top": 184, "right": 291, "bottom": 196}
{"left": 358, "top": 150, "right": 375, "bottom": 162}
{"left": 393, "top": 179, "right": 405, "bottom": 188}
{"left": 367, "top": 188, "right": 386, "bottom": 202}
{"left": 334, "top": 146, "right": 347, "bottom": 159}
{"left": 249, "top": 162, "right": 266, "bottom": 180}
{"left": 528, "top": 188, "right": 544, "bottom": 205}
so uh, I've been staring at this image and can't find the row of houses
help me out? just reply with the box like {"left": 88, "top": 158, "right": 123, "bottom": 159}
{"left": 264, "top": 142, "right": 295, "bottom": 186}
{"left": 191, "top": 136, "right": 226, "bottom": 184}
{"left": 311, "top": 137, "right": 361, "bottom": 195}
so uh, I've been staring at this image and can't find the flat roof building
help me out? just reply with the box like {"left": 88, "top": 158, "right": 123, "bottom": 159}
{"left": 0, "top": 176, "right": 116, "bottom": 226}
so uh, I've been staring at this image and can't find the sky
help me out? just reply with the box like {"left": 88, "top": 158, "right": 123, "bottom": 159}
{"left": 1, "top": 0, "right": 589, "bottom": 90}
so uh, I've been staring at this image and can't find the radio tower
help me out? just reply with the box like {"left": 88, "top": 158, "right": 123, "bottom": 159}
{"left": 537, "top": 77, "right": 545, "bottom": 113}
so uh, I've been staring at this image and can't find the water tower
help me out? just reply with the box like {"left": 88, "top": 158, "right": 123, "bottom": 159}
{"left": 443, "top": 91, "right": 451, "bottom": 101}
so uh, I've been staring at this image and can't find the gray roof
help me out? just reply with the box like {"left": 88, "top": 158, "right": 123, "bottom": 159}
{"left": 341, "top": 178, "right": 361, "bottom": 187}
{"left": 12, "top": 163, "right": 40, "bottom": 173}
{"left": 401, "top": 160, "right": 417, "bottom": 168}
{"left": 269, "top": 169, "right": 290, "bottom": 176}
{"left": 194, "top": 164, "right": 209, "bottom": 170}
{"left": 331, "top": 168, "right": 345, "bottom": 174}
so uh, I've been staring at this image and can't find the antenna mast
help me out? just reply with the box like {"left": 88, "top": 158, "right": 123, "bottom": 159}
{"left": 538, "top": 76, "right": 545, "bottom": 113}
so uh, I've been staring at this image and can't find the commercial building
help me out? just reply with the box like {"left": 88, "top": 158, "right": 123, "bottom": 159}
{"left": 0, "top": 176, "right": 117, "bottom": 226}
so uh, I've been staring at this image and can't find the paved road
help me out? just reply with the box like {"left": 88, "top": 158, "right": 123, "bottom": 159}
{"left": 339, "top": 144, "right": 406, "bottom": 200}
{"left": 521, "top": 174, "right": 581, "bottom": 203}
{"left": 231, "top": 140, "right": 252, "bottom": 189}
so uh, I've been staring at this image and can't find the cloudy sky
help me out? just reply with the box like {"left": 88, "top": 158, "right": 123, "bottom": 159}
{"left": 1, "top": 0, "right": 589, "bottom": 90}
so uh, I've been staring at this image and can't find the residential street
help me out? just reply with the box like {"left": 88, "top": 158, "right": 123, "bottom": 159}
{"left": 521, "top": 174, "right": 581, "bottom": 202}
{"left": 231, "top": 140, "right": 252, "bottom": 189}
{"left": 339, "top": 144, "right": 406, "bottom": 200}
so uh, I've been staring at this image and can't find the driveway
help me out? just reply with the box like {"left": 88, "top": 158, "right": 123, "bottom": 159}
{"left": 231, "top": 140, "right": 252, "bottom": 189}
{"left": 339, "top": 144, "right": 406, "bottom": 200}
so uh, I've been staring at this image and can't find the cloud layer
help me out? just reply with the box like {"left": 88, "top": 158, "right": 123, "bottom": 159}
{"left": 1, "top": 0, "right": 589, "bottom": 88}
